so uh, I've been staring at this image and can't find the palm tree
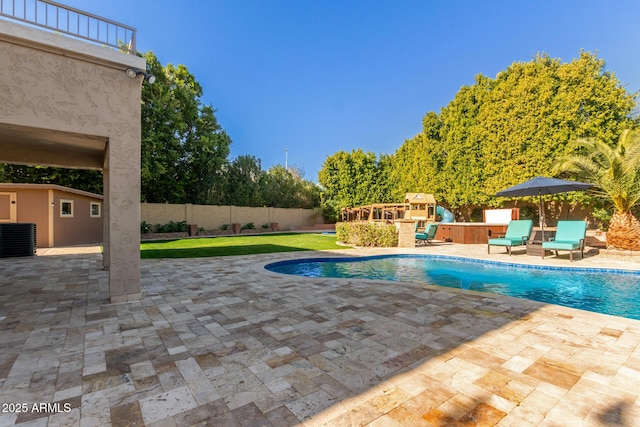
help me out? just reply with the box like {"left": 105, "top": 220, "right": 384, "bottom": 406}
{"left": 554, "top": 129, "right": 640, "bottom": 250}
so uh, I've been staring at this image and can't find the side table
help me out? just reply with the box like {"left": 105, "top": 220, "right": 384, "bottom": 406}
{"left": 526, "top": 241, "right": 551, "bottom": 257}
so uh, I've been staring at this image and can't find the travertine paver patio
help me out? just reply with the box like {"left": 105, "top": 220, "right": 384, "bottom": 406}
{"left": 1, "top": 242, "right": 639, "bottom": 426}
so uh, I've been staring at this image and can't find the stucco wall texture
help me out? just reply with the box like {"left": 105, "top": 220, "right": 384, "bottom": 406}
{"left": 0, "top": 20, "right": 146, "bottom": 301}
{"left": 52, "top": 192, "right": 103, "bottom": 247}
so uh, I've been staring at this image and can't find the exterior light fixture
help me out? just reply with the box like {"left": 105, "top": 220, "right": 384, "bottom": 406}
{"left": 144, "top": 73, "right": 156, "bottom": 84}
{"left": 124, "top": 68, "right": 137, "bottom": 79}
{"left": 124, "top": 67, "right": 156, "bottom": 84}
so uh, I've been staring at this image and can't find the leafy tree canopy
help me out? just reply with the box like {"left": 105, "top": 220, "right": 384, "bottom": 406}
{"left": 554, "top": 130, "right": 640, "bottom": 213}
{"left": 318, "top": 149, "right": 393, "bottom": 220}
{"left": 261, "top": 165, "right": 320, "bottom": 209}
{"left": 0, "top": 165, "right": 103, "bottom": 194}
{"left": 320, "top": 51, "right": 638, "bottom": 214}
{"left": 554, "top": 130, "right": 640, "bottom": 249}
{"left": 319, "top": 149, "right": 391, "bottom": 208}
{"left": 221, "top": 155, "right": 264, "bottom": 207}
{"left": 140, "top": 51, "right": 231, "bottom": 204}
{"left": 477, "top": 52, "right": 636, "bottom": 198}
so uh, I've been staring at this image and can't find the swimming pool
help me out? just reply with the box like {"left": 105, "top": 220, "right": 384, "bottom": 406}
{"left": 265, "top": 255, "right": 640, "bottom": 320}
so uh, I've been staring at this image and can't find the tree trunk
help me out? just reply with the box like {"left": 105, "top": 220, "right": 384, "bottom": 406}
{"left": 607, "top": 211, "right": 640, "bottom": 250}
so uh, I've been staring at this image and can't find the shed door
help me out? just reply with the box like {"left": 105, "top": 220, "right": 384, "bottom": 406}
{"left": 0, "top": 192, "right": 17, "bottom": 223}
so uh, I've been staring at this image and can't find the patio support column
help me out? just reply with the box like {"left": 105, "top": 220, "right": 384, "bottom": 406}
{"left": 0, "top": 19, "right": 145, "bottom": 303}
{"left": 105, "top": 133, "right": 141, "bottom": 303}
{"left": 103, "top": 160, "right": 110, "bottom": 270}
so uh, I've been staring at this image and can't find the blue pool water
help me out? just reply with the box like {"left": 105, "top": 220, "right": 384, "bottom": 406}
{"left": 265, "top": 255, "right": 640, "bottom": 320}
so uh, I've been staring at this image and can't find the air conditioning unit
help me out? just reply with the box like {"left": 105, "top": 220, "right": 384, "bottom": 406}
{"left": 0, "top": 223, "right": 36, "bottom": 258}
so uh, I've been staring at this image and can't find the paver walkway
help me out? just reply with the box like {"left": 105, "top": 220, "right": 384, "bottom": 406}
{"left": 0, "top": 243, "right": 639, "bottom": 426}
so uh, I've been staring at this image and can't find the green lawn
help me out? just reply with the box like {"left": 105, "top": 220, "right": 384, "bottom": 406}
{"left": 140, "top": 232, "right": 349, "bottom": 258}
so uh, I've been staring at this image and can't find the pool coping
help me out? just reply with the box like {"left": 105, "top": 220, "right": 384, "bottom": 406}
{"left": 256, "top": 248, "right": 640, "bottom": 322}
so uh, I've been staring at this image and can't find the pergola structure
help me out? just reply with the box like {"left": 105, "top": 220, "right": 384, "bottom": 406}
{"left": 341, "top": 203, "right": 409, "bottom": 223}
{"left": 341, "top": 193, "right": 438, "bottom": 230}
{"left": 0, "top": 19, "right": 145, "bottom": 302}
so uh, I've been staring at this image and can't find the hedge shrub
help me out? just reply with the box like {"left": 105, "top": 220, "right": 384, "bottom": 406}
{"left": 335, "top": 222, "right": 398, "bottom": 247}
{"left": 153, "top": 220, "right": 188, "bottom": 233}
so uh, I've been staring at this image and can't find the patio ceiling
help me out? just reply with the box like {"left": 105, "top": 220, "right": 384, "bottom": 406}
{"left": 0, "top": 123, "right": 106, "bottom": 169}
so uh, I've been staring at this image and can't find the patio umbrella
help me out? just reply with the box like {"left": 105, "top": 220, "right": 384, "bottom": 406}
{"left": 495, "top": 176, "right": 593, "bottom": 241}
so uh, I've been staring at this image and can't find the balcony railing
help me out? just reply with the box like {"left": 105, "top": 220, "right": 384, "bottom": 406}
{"left": 0, "top": 0, "right": 136, "bottom": 53}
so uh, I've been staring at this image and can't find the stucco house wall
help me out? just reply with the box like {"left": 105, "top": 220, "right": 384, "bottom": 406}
{"left": 0, "top": 185, "right": 49, "bottom": 247}
{"left": 51, "top": 189, "right": 103, "bottom": 247}
{"left": 0, "top": 183, "right": 103, "bottom": 248}
{"left": 0, "top": 19, "right": 145, "bottom": 301}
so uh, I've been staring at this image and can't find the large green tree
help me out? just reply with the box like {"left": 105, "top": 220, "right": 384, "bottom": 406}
{"left": 222, "top": 155, "right": 264, "bottom": 206}
{"left": 319, "top": 149, "right": 389, "bottom": 206}
{"left": 318, "top": 149, "right": 393, "bottom": 221}
{"left": 389, "top": 111, "right": 447, "bottom": 204}
{"left": 141, "top": 52, "right": 231, "bottom": 203}
{"left": 384, "top": 51, "right": 636, "bottom": 212}
{"left": 372, "top": 154, "right": 394, "bottom": 204}
{"left": 389, "top": 133, "right": 441, "bottom": 201}
{"left": 434, "top": 79, "right": 489, "bottom": 208}
{"left": 260, "top": 165, "right": 320, "bottom": 209}
{"left": 477, "top": 52, "right": 636, "bottom": 198}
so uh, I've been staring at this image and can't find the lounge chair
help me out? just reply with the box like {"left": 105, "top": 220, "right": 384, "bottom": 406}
{"left": 487, "top": 219, "right": 533, "bottom": 255}
{"left": 416, "top": 223, "right": 438, "bottom": 245}
{"left": 542, "top": 220, "right": 587, "bottom": 261}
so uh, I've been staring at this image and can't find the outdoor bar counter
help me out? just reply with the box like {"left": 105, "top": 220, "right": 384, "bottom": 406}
{"left": 435, "top": 222, "right": 509, "bottom": 244}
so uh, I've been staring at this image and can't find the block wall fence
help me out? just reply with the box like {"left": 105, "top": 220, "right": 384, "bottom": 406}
{"left": 141, "top": 203, "right": 323, "bottom": 231}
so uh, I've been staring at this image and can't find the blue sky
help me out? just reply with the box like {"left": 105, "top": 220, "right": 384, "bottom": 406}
{"left": 60, "top": 1, "right": 639, "bottom": 182}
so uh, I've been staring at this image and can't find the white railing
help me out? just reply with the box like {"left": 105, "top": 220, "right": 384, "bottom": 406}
{"left": 0, "top": 0, "right": 136, "bottom": 52}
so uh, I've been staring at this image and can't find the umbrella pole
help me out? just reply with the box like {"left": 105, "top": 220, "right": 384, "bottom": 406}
{"left": 539, "top": 192, "right": 544, "bottom": 241}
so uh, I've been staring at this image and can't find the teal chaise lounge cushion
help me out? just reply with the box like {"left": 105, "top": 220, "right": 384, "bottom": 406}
{"left": 487, "top": 219, "right": 533, "bottom": 255}
{"left": 416, "top": 223, "right": 438, "bottom": 245}
{"left": 542, "top": 220, "right": 587, "bottom": 261}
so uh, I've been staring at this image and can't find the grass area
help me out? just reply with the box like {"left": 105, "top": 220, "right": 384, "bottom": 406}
{"left": 140, "top": 232, "right": 350, "bottom": 259}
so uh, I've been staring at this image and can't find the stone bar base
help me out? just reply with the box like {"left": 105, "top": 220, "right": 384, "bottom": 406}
{"left": 395, "top": 219, "right": 416, "bottom": 248}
